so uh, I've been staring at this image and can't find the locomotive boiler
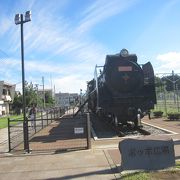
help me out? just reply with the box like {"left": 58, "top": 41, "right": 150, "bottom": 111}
{"left": 87, "top": 49, "right": 156, "bottom": 127}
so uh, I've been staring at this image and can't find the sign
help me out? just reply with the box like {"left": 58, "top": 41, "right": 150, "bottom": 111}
{"left": 74, "top": 127, "right": 84, "bottom": 134}
{"left": 118, "top": 66, "right": 132, "bottom": 72}
{"left": 119, "top": 136, "right": 175, "bottom": 170}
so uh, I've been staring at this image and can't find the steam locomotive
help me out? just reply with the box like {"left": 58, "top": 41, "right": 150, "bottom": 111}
{"left": 87, "top": 49, "right": 156, "bottom": 127}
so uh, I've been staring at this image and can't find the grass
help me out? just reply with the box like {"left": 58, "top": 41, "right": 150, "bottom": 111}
{"left": 119, "top": 161, "right": 180, "bottom": 180}
{"left": 154, "top": 100, "right": 180, "bottom": 115}
{"left": 176, "top": 161, "right": 180, "bottom": 168}
{"left": 120, "top": 172, "right": 150, "bottom": 180}
{"left": 0, "top": 115, "right": 23, "bottom": 129}
{"left": 0, "top": 112, "right": 47, "bottom": 129}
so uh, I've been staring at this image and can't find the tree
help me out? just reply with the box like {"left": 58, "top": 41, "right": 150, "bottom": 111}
{"left": 161, "top": 74, "right": 180, "bottom": 92}
{"left": 12, "top": 81, "right": 55, "bottom": 113}
{"left": 12, "top": 92, "right": 22, "bottom": 114}
{"left": 12, "top": 81, "right": 41, "bottom": 114}
{"left": 45, "top": 91, "right": 54, "bottom": 107}
{"left": 154, "top": 76, "right": 163, "bottom": 93}
{"left": 25, "top": 81, "right": 38, "bottom": 107}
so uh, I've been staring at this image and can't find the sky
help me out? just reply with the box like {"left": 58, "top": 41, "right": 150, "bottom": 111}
{"left": 0, "top": 0, "right": 180, "bottom": 93}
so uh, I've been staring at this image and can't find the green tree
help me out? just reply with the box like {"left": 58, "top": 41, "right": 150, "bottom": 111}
{"left": 161, "top": 74, "right": 180, "bottom": 91}
{"left": 12, "top": 81, "right": 42, "bottom": 114}
{"left": 12, "top": 92, "right": 22, "bottom": 114}
{"left": 12, "top": 81, "right": 55, "bottom": 113}
{"left": 45, "top": 91, "right": 54, "bottom": 107}
{"left": 155, "top": 76, "right": 163, "bottom": 93}
{"left": 24, "top": 81, "right": 42, "bottom": 107}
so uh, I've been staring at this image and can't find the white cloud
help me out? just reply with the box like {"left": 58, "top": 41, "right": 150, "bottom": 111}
{"left": 157, "top": 52, "right": 180, "bottom": 62}
{"left": 77, "top": 0, "right": 137, "bottom": 33}
{"left": 0, "top": 16, "right": 11, "bottom": 36}
{"left": 53, "top": 75, "right": 88, "bottom": 93}
{"left": 8, "top": 0, "right": 137, "bottom": 61}
{"left": 1, "top": 58, "right": 20, "bottom": 66}
{"left": 155, "top": 52, "right": 180, "bottom": 73}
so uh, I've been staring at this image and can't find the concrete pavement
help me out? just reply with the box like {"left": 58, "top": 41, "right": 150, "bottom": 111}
{"left": 0, "top": 127, "right": 8, "bottom": 153}
{"left": 0, "top": 149, "right": 120, "bottom": 180}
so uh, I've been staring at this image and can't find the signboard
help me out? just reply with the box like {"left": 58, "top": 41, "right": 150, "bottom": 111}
{"left": 74, "top": 127, "right": 84, "bottom": 134}
{"left": 118, "top": 66, "right": 132, "bottom": 72}
{"left": 119, "top": 136, "right": 175, "bottom": 170}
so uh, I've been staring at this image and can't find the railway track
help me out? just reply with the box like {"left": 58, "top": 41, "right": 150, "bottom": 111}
{"left": 112, "top": 123, "right": 151, "bottom": 137}
{"left": 91, "top": 114, "right": 170, "bottom": 139}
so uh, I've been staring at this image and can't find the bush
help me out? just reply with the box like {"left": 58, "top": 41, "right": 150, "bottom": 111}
{"left": 167, "top": 112, "right": 180, "bottom": 120}
{"left": 153, "top": 111, "right": 163, "bottom": 118}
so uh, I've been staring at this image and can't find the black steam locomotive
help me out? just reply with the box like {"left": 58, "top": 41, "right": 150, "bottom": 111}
{"left": 87, "top": 49, "right": 156, "bottom": 127}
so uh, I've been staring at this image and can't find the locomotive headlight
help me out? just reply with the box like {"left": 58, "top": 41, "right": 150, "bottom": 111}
{"left": 120, "top": 49, "right": 129, "bottom": 57}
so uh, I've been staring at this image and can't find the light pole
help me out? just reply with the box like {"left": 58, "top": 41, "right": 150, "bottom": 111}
{"left": 14, "top": 11, "right": 31, "bottom": 152}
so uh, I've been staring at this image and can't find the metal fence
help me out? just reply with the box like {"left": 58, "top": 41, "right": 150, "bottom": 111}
{"left": 8, "top": 108, "right": 91, "bottom": 153}
{"left": 27, "top": 113, "right": 91, "bottom": 152}
{"left": 155, "top": 71, "right": 180, "bottom": 115}
{"left": 8, "top": 107, "right": 64, "bottom": 152}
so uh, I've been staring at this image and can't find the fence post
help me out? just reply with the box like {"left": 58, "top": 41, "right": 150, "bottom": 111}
{"left": 23, "top": 117, "right": 29, "bottom": 153}
{"left": 86, "top": 113, "right": 91, "bottom": 149}
{"left": 53, "top": 108, "right": 55, "bottom": 120}
{"left": 34, "top": 113, "right": 37, "bottom": 133}
{"left": 7, "top": 118, "right": 11, "bottom": 152}
{"left": 163, "top": 82, "right": 167, "bottom": 116}
{"left": 60, "top": 107, "right": 61, "bottom": 117}
{"left": 51, "top": 109, "right": 53, "bottom": 123}
{"left": 46, "top": 110, "right": 48, "bottom": 125}
{"left": 41, "top": 110, "right": 43, "bottom": 129}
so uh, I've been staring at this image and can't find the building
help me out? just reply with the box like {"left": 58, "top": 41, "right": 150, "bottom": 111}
{"left": 0, "top": 81, "right": 16, "bottom": 116}
{"left": 55, "top": 92, "right": 79, "bottom": 108}
{"left": 37, "top": 89, "right": 53, "bottom": 99}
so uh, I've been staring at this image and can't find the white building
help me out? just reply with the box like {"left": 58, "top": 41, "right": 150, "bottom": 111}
{"left": 0, "top": 81, "right": 16, "bottom": 115}
{"left": 55, "top": 92, "right": 79, "bottom": 108}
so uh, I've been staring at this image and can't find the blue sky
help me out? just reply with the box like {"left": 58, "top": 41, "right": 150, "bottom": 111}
{"left": 0, "top": 0, "right": 180, "bottom": 93}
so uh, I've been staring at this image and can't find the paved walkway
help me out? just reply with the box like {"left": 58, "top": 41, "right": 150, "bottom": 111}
{"left": 0, "top": 127, "right": 8, "bottom": 153}
{"left": 0, "top": 149, "right": 119, "bottom": 180}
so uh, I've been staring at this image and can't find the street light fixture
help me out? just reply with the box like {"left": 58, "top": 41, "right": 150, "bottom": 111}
{"left": 15, "top": 11, "right": 31, "bottom": 24}
{"left": 14, "top": 11, "right": 31, "bottom": 153}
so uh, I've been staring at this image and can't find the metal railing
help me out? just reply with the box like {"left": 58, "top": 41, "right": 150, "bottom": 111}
{"left": 8, "top": 107, "right": 64, "bottom": 152}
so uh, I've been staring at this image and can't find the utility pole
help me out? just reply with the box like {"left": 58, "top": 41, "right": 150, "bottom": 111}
{"left": 42, "top": 76, "right": 45, "bottom": 109}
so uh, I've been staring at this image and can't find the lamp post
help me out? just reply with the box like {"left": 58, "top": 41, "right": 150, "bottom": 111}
{"left": 14, "top": 11, "right": 31, "bottom": 152}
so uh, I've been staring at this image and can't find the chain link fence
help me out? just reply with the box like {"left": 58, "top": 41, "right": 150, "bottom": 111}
{"left": 154, "top": 71, "right": 180, "bottom": 116}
